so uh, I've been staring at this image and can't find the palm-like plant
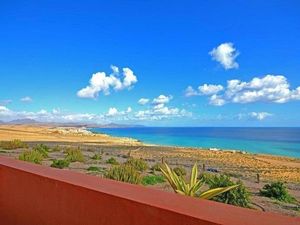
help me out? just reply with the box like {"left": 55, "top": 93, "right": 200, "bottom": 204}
{"left": 160, "top": 162, "right": 239, "bottom": 199}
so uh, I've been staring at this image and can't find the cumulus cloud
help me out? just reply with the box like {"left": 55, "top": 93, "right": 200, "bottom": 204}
{"left": 0, "top": 102, "right": 190, "bottom": 123}
{"left": 185, "top": 84, "right": 223, "bottom": 97}
{"left": 20, "top": 96, "right": 33, "bottom": 103}
{"left": 0, "top": 93, "right": 190, "bottom": 123}
{"left": 126, "top": 107, "right": 132, "bottom": 113}
{"left": 138, "top": 98, "right": 149, "bottom": 105}
{"left": 107, "top": 107, "right": 119, "bottom": 117}
{"left": 134, "top": 107, "right": 189, "bottom": 121}
{"left": 250, "top": 112, "right": 272, "bottom": 120}
{"left": 0, "top": 106, "right": 134, "bottom": 123}
{"left": 198, "top": 84, "right": 224, "bottom": 95}
{"left": 237, "top": 112, "right": 273, "bottom": 121}
{"left": 209, "top": 95, "right": 226, "bottom": 106}
{"left": 209, "top": 42, "right": 239, "bottom": 70}
{"left": 106, "top": 106, "right": 133, "bottom": 117}
{"left": 77, "top": 65, "right": 137, "bottom": 99}
{"left": 0, "top": 106, "right": 10, "bottom": 115}
{"left": 187, "top": 75, "right": 300, "bottom": 106}
{"left": 184, "top": 86, "right": 198, "bottom": 97}
{"left": 135, "top": 94, "right": 190, "bottom": 120}
{"left": 152, "top": 95, "right": 172, "bottom": 105}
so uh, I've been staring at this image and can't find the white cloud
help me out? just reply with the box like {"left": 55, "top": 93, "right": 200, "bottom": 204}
{"left": 250, "top": 112, "right": 272, "bottom": 120}
{"left": 122, "top": 68, "right": 137, "bottom": 89}
{"left": 209, "top": 95, "right": 226, "bottom": 106}
{"left": 184, "top": 86, "right": 198, "bottom": 97}
{"left": 110, "top": 65, "right": 119, "bottom": 74}
{"left": 0, "top": 106, "right": 10, "bottom": 114}
{"left": 106, "top": 106, "right": 133, "bottom": 117}
{"left": 77, "top": 65, "right": 137, "bottom": 99}
{"left": 62, "top": 113, "right": 97, "bottom": 122}
{"left": 20, "top": 96, "right": 33, "bottom": 103}
{"left": 198, "top": 84, "right": 224, "bottom": 95}
{"left": 135, "top": 94, "right": 191, "bottom": 120}
{"left": 153, "top": 103, "right": 164, "bottom": 110}
{"left": 134, "top": 107, "right": 189, "bottom": 121}
{"left": 209, "top": 42, "right": 239, "bottom": 70}
{"left": 152, "top": 95, "right": 172, "bottom": 105}
{"left": 0, "top": 103, "right": 190, "bottom": 123}
{"left": 138, "top": 98, "right": 150, "bottom": 105}
{"left": 188, "top": 75, "right": 300, "bottom": 106}
{"left": 126, "top": 107, "right": 132, "bottom": 113}
{"left": 227, "top": 75, "right": 300, "bottom": 104}
{"left": 185, "top": 84, "right": 223, "bottom": 97}
{"left": 106, "top": 107, "right": 119, "bottom": 117}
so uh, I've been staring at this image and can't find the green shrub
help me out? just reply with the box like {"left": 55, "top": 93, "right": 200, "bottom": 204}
{"left": 19, "top": 150, "right": 44, "bottom": 164}
{"left": 91, "top": 153, "right": 102, "bottom": 160}
{"left": 199, "top": 172, "right": 215, "bottom": 183}
{"left": 173, "top": 166, "right": 186, "bottom": 176}
{"left": 205, "top": 174, "right": 250, "bottom": 208}
{"left": 142, "top": 175, "right": 165, "bottom": 186}
{"left": 106, "top": 157, "right": 119, "bottom": 165}
{"left": 51, "top": 145, "right": 61, "bottom": 152}
{"left": 51, "top": 159, "right": 70, "bottom": 169}
{"left": 105, "top": 165, "right": 141, "bottom": 184}
{"left": 125, "top": 158, "right": 148, "bottom": 172}
{"left": 260, "top": 181, "right": 295, "bottom": 203}
{"left": 33, "top": 144, "right": 50, "bottom": 157}
{"left": 65, "top": 147, "right": 84, "bottom": 162}
{"left": 87, "top": 166, "right": 103, "bottom": 172}
{"left": 151, "top": 163, "right": 163, "bottom": 172}
{"left": 0, "top": 139, "right": 28, "bottom": 150}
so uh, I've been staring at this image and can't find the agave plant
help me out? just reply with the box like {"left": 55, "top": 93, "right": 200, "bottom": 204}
{"left": 160, "top": 162, "right": 239, "bottom": 199}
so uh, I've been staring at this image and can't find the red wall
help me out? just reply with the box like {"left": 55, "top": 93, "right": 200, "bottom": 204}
{"left": 1, "top": 156, "right": 299, "bottom": 225}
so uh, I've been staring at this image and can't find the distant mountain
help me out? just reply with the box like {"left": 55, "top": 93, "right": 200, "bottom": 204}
{"left": 8, "top": 118, "right": 39, "bottom": 124}
{"left": 2, "top": 119, "right": 144, "bottom": 128}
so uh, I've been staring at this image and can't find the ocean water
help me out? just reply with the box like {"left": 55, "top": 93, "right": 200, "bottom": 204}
{"left": 90, "top": 127, "right": 300, "bottom": 158}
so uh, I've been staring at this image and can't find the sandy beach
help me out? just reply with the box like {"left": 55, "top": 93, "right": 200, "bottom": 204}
{"left": 0, "top": 124, "right": 299, "bottom": 217}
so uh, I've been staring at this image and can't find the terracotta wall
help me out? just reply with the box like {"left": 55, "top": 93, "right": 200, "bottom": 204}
{"left": 1, "top": 156, "right": 299, "bottom": 225}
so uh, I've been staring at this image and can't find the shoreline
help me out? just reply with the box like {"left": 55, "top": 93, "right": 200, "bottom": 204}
{"left": 89, "top": 127, "right": 300, "bottom": 160}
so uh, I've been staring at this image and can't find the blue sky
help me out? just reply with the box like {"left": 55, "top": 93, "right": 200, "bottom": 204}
{"left": 0, "top": 0, "right": 300, "bottom": 126}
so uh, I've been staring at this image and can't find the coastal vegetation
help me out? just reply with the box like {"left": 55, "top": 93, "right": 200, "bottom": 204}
{"left": 51, "top": 159, "right": 70, "bottom": 169}
{"left": 19, "top": 150, "right": 44, "bottom": 164}
{"left": 0, "top": 139, "right": 28, "bottom": 150}
{"left": 173, "top": 166, "right": 187, "bottom": 176}
{"left": 160, "top": 162, "right": 239, "bottom": 199}
{"left": 142, "top": 175, "right": 165, "bottom": 186}
{"left": 151, "top": 163, "right": 163, "bottom": 173}
{"left": 91, "top": 153, "right": 102, "bottom": 160}
{"left": 204, "top": 174, "right": 250, "bottom": 207}
{"left": 65, "top": 147, "right": 85, "bottom": 162}
{"left": 33, "top": 144, "right": 50, "bottom": 157}
{"left": 105, "top": 164, "right": 141, "bottom": 184}
{"left": 106, "top": 157, "right": 119, "bottom": 165}
{"left": 260, "top": 182, "right": 296, "bottom": 203}
{"left": 87, "top": 166, "right": 103, "bottom": 172}
{"left": 51, "top": 145, "right": 61, "bottom": 152}
{"left": 125, "top": 158, "right": 148, "bottom": 172}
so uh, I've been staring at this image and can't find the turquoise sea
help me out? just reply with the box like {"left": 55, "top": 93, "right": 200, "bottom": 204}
{"left": 90, "top": 127, "right": 300, "bottom": 158}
